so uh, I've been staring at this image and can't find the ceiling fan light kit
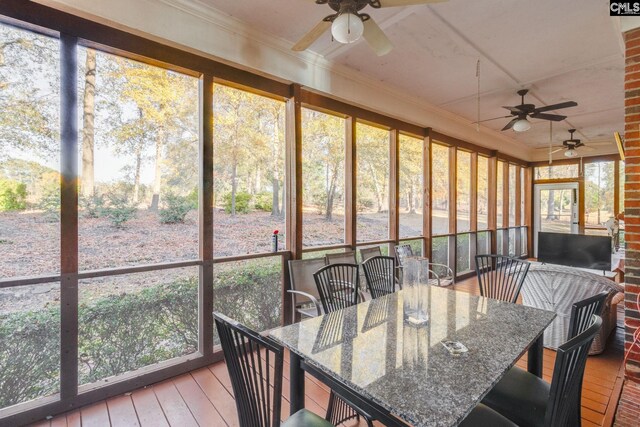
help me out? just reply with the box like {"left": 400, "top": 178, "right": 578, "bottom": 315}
{"left": 331, "top": 12, "right": 364, "bottom": 43}
{"left": 512, "top": 118, "right": 531, "bottom": 132}
{"left": 564, "top": 149, "right": 578, "bottom": 158}
{"left": 293, "top": 0, "right": 447, "bottom": 55}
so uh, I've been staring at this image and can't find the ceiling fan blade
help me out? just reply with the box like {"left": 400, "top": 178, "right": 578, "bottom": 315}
{"left": 580, "top": 146, "right": 595, "bottom": 152}
{"left": 291, "top": 20, "right": 331, "bottom": 52}
{"left": 533, "top": 101, "right": 578, "bottom": 113}
{"left": 502, "top": 106, "right": 523, "bottom": 114}
{"left": 379, "top": 0, "right": 448, "bottom": 7}
{"left": 471, "top": 115, "right": 512, "bottom": 124}
{"left": 550, "top": 148, "right": 565, "bottom": 154}
{"left": 363, "top": 18, "right": 393, "bottom": 56}
{"left": 530, "top": 112, "right": 566, "bottom": 121}
{"left": 501, "top": 117, "right": 519, "bottom": 131}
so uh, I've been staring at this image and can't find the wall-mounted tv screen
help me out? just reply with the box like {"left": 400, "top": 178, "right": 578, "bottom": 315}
{"left": 537, "top": 232, "right": 611, "bottom": 271}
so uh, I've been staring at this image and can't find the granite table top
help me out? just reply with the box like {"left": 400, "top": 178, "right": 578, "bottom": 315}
{"left": 269, "top": 286, "right": 556, "bottom": 427}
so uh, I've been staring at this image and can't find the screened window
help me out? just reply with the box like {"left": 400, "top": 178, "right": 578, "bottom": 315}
{"left": 0, "top": 24, "right": 60, "bottom": 279}
{"left": 497, "top": 161, "right": 504, "bottom": 228}
{"left": 301, "top": 108, "right": 345, "bottom": 247}
{"left": 77, "top": 48, "right": 199, "bottom": 269}
{"left": 584, "top": 161, "right": 615, "bottom": 226}
{"left": 399, "top": 134, "right": 423, "bottom": 238}
{"left": 535, "top": 164, "right": 579, "bottom": 180}
{"left": 457, "top": 150, "right": 471, "bottom": 233}
{"left": 213, "top": 84, "right": 286, "bottom": 255}
{"left": 356, "top": 123, "right": 389, "bottom": 242}
{"left": 432, "top": 143, "right": 449, "bottom": 235}
{"left": 509, "top": 164, "right": 516, "bottom": 227}
{"left": 477, "top": 156, "right": 489, "bottom": 230}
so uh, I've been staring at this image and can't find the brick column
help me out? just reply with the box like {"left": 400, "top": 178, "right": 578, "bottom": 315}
{"left": 624, "top": 27, "right": 640, "bottom": 381}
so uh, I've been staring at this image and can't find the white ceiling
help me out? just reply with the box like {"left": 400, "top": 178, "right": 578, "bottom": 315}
{"left": 199, "top": 0, "right": 624, "bottom": 154}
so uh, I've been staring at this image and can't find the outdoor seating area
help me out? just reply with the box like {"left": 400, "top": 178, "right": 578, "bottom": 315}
{"left": 1, "top": 1, "right": 640, "bottom": 426}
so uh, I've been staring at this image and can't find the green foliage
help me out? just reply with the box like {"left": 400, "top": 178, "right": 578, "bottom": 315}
{"left": 0, "top": 179, "right": 27, "bottom": 211}
{"left": 0, "top": 307, "right": 60, "bottom": 408}
{"left": 102, "top": 194, "right": 136, "bottom": 228}
{"left": 159, "top": 194, "right": 193, "bottom": 224}
{"left": 186, "top": 187, "right": 199, "bottom": 209}
{"left": 0, "top": 262, "right": 282, "bottom": 406}
{"left": 79, "top": 194, "right": 105, "bottom": 218}
{"left": 253, "top": 191, "right": 273, "bottom": 212}
{"left": 36, "top": 183, "right": 60, "bottom": 222}
{"left": 223, "top": 191, "right": 251, "bottom": 214}
{"left": 78, "top": 279, "right": 198, "bottom": 384}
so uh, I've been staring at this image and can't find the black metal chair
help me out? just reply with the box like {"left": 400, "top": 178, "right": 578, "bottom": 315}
{"left": 313, "top": 263, "right": 360, "bottom": 313}
{"left": 482, "top": 314, "right": 604, "bottom": 427}
{"left": 313, "top": 263, "right": 374, "bottom": 427}
{"left": 474, "top": 254, "right": 530, "bottom": 303}
{"left": 481, "top": 291, "right": 608, "bottom": 426}
{"left": 214, "top": 312, "right": 334, "bottom": 427}
{"left": 362, "top": 256, "right": 397, "bottom": 299}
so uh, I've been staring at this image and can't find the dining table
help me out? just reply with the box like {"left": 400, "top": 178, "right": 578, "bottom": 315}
{"left": 269, "top": 285, "right": 556, "bottom": 427}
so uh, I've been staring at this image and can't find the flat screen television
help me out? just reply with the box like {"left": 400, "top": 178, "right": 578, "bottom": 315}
{"left": 537, "top": 232, "right": 611, "bottom": 271}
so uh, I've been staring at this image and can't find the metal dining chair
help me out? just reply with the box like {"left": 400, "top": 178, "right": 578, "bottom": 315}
{"left": 214, "top": 312, "right": 334, "bottom": 427}
{"left": 325, "top": 250, "right": 357, "bottom": 265}
{"left": 287, "top": 258, "right": 326, "bottom": 321}
{"left": 313, "top": 263, "right": 360, "bottom": 314}
{"left": 482, "top": 314, "right": 604, "bottom": 427}
{"left": 482, "top": 291, "right": 608, "bottom": 426}
{"left": 359, "top": 246, "right": 382, "bottom": 262}
{"left": 362, "top": 256, "right": 397, "bottom": 299}
{"left": 313, "top": 263, "right": 375, "bottom": 427}
{"left": 474, "top": 254, "right": 530, "bottom": 303}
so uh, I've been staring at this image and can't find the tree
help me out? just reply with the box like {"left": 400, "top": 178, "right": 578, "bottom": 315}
{"left": 301, "top": 109, "right": 345, "bottom": 220}
{"left": 108, "top": 57, "right": 198, "bottom": 209}
{"left": 81, "top": 49, "right": 97, "bottom": 198}
{"left": 0, "top": 26, "right": 58, "bottom": 162}
{"left": 399, "top": 136, "right": 422, "bottom": 214}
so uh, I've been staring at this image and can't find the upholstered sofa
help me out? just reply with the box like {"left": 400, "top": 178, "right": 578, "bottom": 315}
{"left": 520, "top": 264, "right": 624, "bottom": 354}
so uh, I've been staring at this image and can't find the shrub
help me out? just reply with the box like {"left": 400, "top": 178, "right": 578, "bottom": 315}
{"left": 159, "top": 194, "right": 193, "bottom": 224}
{"left": 0, "top": 179, "right": 27, "bottom": 211}
{"left": 253, "top": 192, "right": 273, "bottom": 212}
{"left": 37, "top": 184, "right": 60, "bottom": 222}
{"left": 186, "top": 186, "right": 198, "bottom": 209}
{"left": 223, "top": 191, "right": 251, "bottom": 214}
{"left": 101, "top": 194, "right": 136, "bottom": 228}
{"left": 79, "top": 194, "right": 105, "bottom": 218}
{"left": 0, "top": 261, "right": 282, "bottom": 406}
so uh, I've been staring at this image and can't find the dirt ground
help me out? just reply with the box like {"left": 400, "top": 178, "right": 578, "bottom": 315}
{"left": 0, "top": 207, "right": 421, "bottom": 314}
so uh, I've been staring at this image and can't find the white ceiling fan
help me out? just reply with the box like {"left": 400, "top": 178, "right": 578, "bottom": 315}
{"left": 292, "top": 0, "right": 447, "bottom": 56}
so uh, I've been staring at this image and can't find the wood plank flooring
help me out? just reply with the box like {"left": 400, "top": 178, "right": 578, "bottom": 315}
{"left": 30, "top": 276, "right": 625, "bottom": 427}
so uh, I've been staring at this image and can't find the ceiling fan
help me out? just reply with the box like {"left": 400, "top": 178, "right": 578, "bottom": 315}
{"left": 477, "top": 89, "right": 578, "bottom": 132}
{"left": 292, "top": 0, "right": 447, "bottom": 56}
{"left": 550, "top": 129, "right": 593, "bottom": 158}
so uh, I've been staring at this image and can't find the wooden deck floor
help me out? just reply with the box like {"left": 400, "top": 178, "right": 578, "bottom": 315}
{"left": 31, "top": 277, "right": 625, "bottom": 427}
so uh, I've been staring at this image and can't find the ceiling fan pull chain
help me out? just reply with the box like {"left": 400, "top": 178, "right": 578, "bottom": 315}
{"left": 549, "top": 121, "right": 553, "bottom": 165}
{"left": 476, "top": 59, "right": 480, "bottom": 132}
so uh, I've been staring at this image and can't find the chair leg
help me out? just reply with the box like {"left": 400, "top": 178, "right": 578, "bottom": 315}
{"left": 325, "top": 390, "right": 374, "bottom": 426}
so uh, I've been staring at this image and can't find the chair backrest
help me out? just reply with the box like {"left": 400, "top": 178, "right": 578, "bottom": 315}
{"left": 214, "top": 312, "right": 283, "bottom": 427}
{"left": 313, "top": 263, "right": 359, "bottom": 313}
{"left": 394, "top": 244, "right": 414, "bottom": 267}
{"left": 359, "top": 246, "right": 382, "bottom": 262}
{"left": 474, "top": 255, "right": 530, "bottom": 303}
{"left": 568, "top": 291, "right": 608, "bottom": 340}
{"left": 325, "top": 251, "right": 358, "bottom": 265}
{"left": 288, "top": 257, "right": 326, "bottom": 300}
{"left": 362, "top": 256, "right": 396, "bottom": 299}
{"left": 546, "top": 315, "right": 603, "bottom": 427}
